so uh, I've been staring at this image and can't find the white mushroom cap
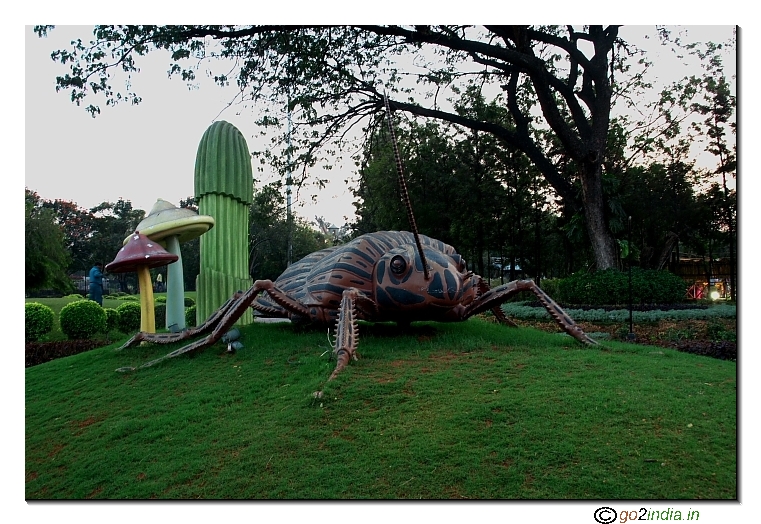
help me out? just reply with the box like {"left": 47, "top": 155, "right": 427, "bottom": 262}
{"left": 125, "top": 199, "right": 215, "bottom": 246}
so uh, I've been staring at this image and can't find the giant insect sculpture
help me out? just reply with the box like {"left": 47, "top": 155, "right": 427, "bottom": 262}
{"left": 117, "top": 95, "right": 597, "bottom": 379}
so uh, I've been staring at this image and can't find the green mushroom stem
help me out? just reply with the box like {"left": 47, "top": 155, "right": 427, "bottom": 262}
{"left": 164, "top": 235, "right": 184, "bottom": 331}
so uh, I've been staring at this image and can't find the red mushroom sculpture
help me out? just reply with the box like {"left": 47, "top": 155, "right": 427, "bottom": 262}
{"left": 106, "top": 232, "right": 179, "bottom": 333}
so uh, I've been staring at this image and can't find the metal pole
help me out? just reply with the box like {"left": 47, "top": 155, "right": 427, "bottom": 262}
{"left": 286, "top": 100, "right": 293, "bottom": 267}
{"left": 628, "top": 216, "right": 635, "bottom": 340}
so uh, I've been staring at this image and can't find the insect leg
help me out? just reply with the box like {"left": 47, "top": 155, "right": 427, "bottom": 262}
{"left": 118, "top": 293, "right": 243, "bottom": 349}
{"left": 463, "top": 279, "right": 598, "bottom": 345}
{"left": 477, "top": 279, "right": 519, "bottom": 327}
{"left": 329, "top": 288, "right": 363, "bottom": 381}
{"left": 117, "top": 280, "right": 292, "bottom": 371}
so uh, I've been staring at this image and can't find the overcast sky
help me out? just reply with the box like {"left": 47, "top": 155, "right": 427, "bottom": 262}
{"left": 25, "top": 24, "right": 736, "bottom": 228}
{"left": 25, "top": 25, "right": 362, "bottom": 227}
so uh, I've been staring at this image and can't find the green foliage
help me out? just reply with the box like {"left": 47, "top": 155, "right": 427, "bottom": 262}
{"left": 556, "top": 268, "right": 687, "bottom": 305}
{"left": 118, "top": 295, "right": 140, "bottom": 301}
{"left": 154, "top": 304, "right": 166, "bottom": 330}
{"left": 104, "top": 308, "right": 119, "bottom": 332}
{"left": 538, "top": 278, "right": 561, "bottom": 298}
{"left": 184, "top": 297, "right": 195, "bottom": 307}
{"left": 353, "top": 110, "right": 566, "bottom": 277}
{"left": 155, "top": 296, "right": 167, "bottom": 304}
{"left": 58, "top": 300, "right": 107, "bottom": 340}
{"left": 185, "top": 305, "right": 197, "bottom": 328}
{"left": 249, "top": 183, "right": 331, "bottom": 280}
{"left": 115, "top": 302, "right": 142, "bottom": 333}
{"left": 37, "top": 25, "right": 649, "bottom": 270}
{"left": 64, "top": 293, "right": 85, "bottom": 300}
{"left": 25, "top": 189, "right": 73, "bottom": 293}
{"left": 705, "top": 319, "right": 736, "bottom": 342}
{"left": 25, "top": 302, "right": 55, "bottom": 342}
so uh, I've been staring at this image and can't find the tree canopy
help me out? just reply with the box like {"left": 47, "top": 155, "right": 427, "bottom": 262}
{"left": 33, "top": 25, "right": 735, "bottom": 274}
{"left": 25, "top": 190, "right": 72, "bottom": 293}
{"left": 34, "top": 24, "right": 651, "bottom": 270}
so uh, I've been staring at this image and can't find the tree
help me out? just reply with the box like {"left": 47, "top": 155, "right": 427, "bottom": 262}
{"left": 691, "top": 70, "right": 736, "bottom": 300}
{"left": 87, "top": 199, "right": 145, "bottom": 292}
{"left": 615, "top": 161, "right": 703, "bottom": 270}
{"left": 36, "top": 24, "right": 648, "bottom": 270}
{"left": 353, "top": 98, "right": 564, "bottom": 281}
{"left": 249, "top": 183, "right": 329, "bottom": 280}
{"left": 40, "top": 197, "right": 96, "bottom": 272}
{"left": 25, "top": 189, "right": 73, "bottom": 293}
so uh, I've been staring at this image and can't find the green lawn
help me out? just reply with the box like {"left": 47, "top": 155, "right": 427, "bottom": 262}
{"left": 25, "top": 318, "right": 736, "bottom": 499}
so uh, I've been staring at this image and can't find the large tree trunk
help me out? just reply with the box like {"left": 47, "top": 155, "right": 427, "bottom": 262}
{"left": 580, "top": 163, "right": 618, "bottom": 270}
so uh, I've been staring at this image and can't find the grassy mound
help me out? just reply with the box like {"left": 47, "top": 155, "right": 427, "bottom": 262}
{"left": 25, "top": 319, "right": 736, "bottom": 499}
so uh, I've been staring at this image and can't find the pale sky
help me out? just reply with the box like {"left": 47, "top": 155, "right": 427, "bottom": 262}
{"left": 25, "top": 25, "right": 360, "bottom": 227}
{"left": 25, "top": 24, "right": 736, "bottom": 229}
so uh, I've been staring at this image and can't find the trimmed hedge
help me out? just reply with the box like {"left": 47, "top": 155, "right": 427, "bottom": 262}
{"left": 185, "top": 305, "right": 197, "bottom": 328}
{"left": 556, "top": 268, "right": 686, "bottom": 305}
{"left": 59, "top": 300, "right": 107, "bottom": 340}
{"left": 154, "top": 304, "right": 167, "bottom": 330}
{"left": 104, "top": 308, "right": 119, "bottom": 332}
{"left": 25, "top": 302, "right": 55, "bottom": 342}
{"left": 116, "top": 302, "right": 141, "bottom": 333}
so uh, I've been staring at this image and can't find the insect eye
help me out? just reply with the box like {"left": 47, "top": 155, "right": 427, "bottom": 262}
{"left": 390, "top": 255, "right": 407, "bottom": 275}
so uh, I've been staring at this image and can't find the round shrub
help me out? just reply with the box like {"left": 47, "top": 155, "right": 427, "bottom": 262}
{"left": 119, "top": 295, "right": 140, "bottom": 301}
{"left": 557, "top": 268, "right": 687, "bottom": 305}
{"left": 116, "top": 302, "right": 142, "bottom": 333}
{"left": 104, "top": 308, "right": 119, "bottom": 332}
{"left": 64, "top": 293, "right": 85, "bottom": 300}
{"left": 155, "top": 295, "right": 167, "bottom": 304}
{"left": 25, "top": 302, "right": 55, "bottom": 342}
{"left": 154, "top": 303, "right": 167, "bottom": 330}
{"left": 59, "top": 300, "right": 107, "bottom": 340}
{"left": 184, "top": 296, "right": 196, "bottom": 307}
{"left": 185, "top": 305, "right": 197, "bottom": 328}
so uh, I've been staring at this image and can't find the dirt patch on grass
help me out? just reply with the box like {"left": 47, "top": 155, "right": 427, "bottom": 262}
{"left": 26, "top": 339, "right": 111, "bottom": 367}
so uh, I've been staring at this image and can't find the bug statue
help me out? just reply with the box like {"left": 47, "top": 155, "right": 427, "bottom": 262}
{"left": 117, "top": 95, "right": 597, "bottom": 380}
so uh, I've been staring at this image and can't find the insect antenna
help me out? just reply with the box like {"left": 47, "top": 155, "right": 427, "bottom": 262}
{"left": 383, "top": 93, "right": 431, "bottom": 280}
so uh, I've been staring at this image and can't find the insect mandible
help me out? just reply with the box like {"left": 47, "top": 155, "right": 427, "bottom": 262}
{"left": 117, "top": 95, "right": 598, "bottom": 380}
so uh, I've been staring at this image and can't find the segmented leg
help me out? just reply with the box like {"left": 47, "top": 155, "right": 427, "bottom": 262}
{"left": 116, "top": 280, "right": 311, "bottom": 372}
{"left": 118, "top": 293, "right": 243, "bottom": 349}
{"left": 464, "top": 279, "right": 597, "bottom": 345}
{"left": 329, "top": 289, "right": 362, "bottom": 381}
{"left": 477, "top": 279, "right": 518, "bottom": 327}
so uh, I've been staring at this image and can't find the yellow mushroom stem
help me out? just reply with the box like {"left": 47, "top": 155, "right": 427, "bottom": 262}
{"left": 137, "top": 266, "right": 156, "bottom": 333}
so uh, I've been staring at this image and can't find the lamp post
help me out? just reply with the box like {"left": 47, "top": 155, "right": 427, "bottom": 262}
{"left": 627, "top": 215, "right": 635, "bottom": 340}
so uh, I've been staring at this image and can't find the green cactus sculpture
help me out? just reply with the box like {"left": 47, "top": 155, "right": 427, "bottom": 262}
{"left": 194, "top": 121, "right": 254, "bottom": 326}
